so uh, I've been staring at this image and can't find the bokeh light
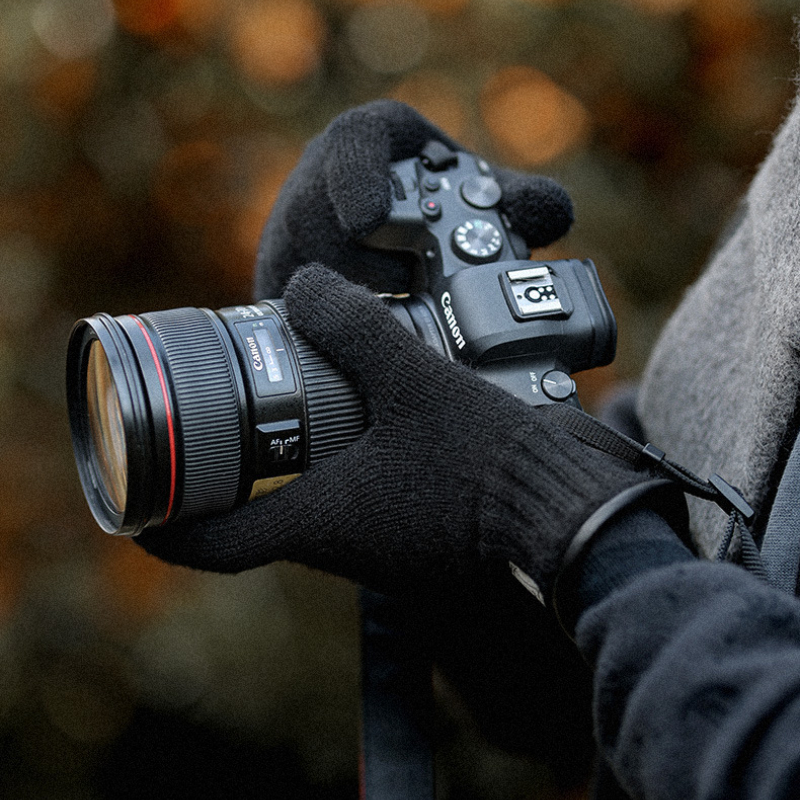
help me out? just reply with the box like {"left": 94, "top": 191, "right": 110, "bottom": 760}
{"left": 154, "top": 140, "right": 230, "bottom": 226}
{"left": 481, "top": 66, "right": 591, "bottom": 166}
{"left": 229, "top": 0, "right": 326, "bottom": 87}
{"left": 390, "top": 71, "right": 469, "bottom": 142}
{"left": 31, "top": 59, "right": 98, "bottom": 124}
{"left": 347, "top": 2, "right": 430, "bottom": 74}
{"left": 113, "top": 0, "right": 182, "bottom": 37}
{"left": 32, "top": 0, "right": 115, "bottom": 60}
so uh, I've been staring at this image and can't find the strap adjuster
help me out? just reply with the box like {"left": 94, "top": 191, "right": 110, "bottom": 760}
{"left": 641, "top": 443, "right": 666, "bottom": 465}
{"left": 708, "top": 473, "right": 755, "bottom": 522}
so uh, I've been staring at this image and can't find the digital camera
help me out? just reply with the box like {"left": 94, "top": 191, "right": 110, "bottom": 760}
{"left": 66, "top": 140, "right": 616, "bottom": 535}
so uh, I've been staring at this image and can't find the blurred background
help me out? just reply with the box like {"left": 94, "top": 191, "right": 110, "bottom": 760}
{"left": 0, "top": 0, "right": 798, "bottom": 797}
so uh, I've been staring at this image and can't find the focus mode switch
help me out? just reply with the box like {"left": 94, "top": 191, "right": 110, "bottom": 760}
{"left": 257, "top": 420, "right": 302, "bottom": 468}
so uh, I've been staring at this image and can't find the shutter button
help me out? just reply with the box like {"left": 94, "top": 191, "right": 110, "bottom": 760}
{"left": 460, "top": 176, "right": 502, "bottom": 209}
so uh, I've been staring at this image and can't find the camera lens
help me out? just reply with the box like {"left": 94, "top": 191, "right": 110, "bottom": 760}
{"left": 85, "top": 340, "right": 128, "bottom": 514}
{"left": 67, "top": 297, "right": 447, "bottom": 537}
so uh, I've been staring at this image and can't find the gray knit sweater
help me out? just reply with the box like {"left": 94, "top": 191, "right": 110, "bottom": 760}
{"left": 638, "top": 92, "right": 800, "bottom": 557}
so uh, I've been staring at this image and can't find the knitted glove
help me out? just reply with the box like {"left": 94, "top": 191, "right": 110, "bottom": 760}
{"left": 255, "top": 99, "right": 574, "bottom": 298}
{"left": 137, "top": 267, "right": 680, "bottom": 602}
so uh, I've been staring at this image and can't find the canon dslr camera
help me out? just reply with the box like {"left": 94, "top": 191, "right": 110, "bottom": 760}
{"left": 66, "top": 141, "right": 616, "bottom": 536}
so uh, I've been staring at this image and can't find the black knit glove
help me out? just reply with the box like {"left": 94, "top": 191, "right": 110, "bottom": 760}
{"left": 137, "top": 267, "right": 678, "bottom": 602}
{"left": 255, "top": 100, "right": 574, "bottom": 298}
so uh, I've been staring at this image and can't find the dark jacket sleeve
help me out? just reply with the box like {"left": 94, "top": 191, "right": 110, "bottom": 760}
{"left": 574, "top": 543, "right": 800, "bottom": 799}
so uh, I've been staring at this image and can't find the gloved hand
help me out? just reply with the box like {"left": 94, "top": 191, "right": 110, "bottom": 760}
{"left": 137, "top": 267, "right": 680, "bottom": 603}
{"left": 255, "top": 99, "right": 574, "bottom": 298}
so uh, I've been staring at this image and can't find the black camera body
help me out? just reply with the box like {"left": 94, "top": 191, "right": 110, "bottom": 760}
{"left": 67, "top": 142, "right": 617, "bottom": 535}
{"left": 364, "top": 141, "right": 616, "bottom": 406}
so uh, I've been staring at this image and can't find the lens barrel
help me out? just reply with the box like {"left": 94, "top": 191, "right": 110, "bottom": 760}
{"left": 67, "top": 299, "right": 399, "bottom": 535}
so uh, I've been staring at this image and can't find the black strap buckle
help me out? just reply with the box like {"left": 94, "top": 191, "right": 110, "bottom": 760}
{"left": 708, "top": 473, "right": 755, "bottom": 523}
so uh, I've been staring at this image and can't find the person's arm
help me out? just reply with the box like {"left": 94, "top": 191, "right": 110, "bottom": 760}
{"left": 563, "top": 508, "right": 800, "bottom": 799}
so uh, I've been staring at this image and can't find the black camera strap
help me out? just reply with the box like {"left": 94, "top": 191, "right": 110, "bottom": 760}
{"left": 544, "top": 405, "right": 771, "bottom": 582}
{"left": 360, "top": 589, "right": 435, "bottom": 800}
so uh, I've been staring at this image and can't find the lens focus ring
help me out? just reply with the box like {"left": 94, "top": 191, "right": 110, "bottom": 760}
{"left": 270, "top": 301, "right": 366, "bottom": 464}
{"left": 141, "top": 308, "right": 242, "bottom": 519}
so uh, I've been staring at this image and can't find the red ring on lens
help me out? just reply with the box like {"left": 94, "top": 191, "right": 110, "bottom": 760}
{"left": 130, "top": 316, "right": 177, "bottom": 522}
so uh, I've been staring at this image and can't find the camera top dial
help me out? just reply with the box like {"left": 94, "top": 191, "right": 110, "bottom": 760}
{"left": 451, "top": 219, "right": 503, "bottom": 264}
{"left": 361, "top": 140, "right": 617, "bottom": 409}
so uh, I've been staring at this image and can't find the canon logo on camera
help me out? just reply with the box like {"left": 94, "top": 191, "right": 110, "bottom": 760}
{"left": 440, "top": 292, "right": 466, "bottom": 350}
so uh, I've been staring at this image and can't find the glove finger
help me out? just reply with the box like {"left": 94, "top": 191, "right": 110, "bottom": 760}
{"left": 135, "top": 437, "right": 374, "bottom": 576}
{"left": 284, "top": 265, "right": 436, "bottom": 401}
{"left": 494, "top": 166, "right": 574, "bottom": 248}
{"left": 353, "top": 99, "right": 461, "bottom": 161}
{"left": 324, "top": 100, "right": 460, "bottom": 239}
{"left": 136, "top": 433, "right": 449, "bottom": 596}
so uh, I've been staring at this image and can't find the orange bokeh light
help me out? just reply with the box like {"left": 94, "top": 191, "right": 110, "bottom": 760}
{"left": 154, "top": 139, "right": 231, "bottom": 226}
{"left": 237, "top": 144, "right": 303, "bottom": 259}
{"left": 694, "top": 0, "right": 757, "bottom": 40}
{"left": 390, "top": 72, "right": 469, "bottom": 143}
{"left": 114, "top": 0, "right": 183, "bottom": 37}
{"left": 154, "top": 139, "right": 230, "bottom": 226}
{"left": 335, "top": 0, "right": 467, "bottom": 11}
{"left": 618, "top": 0, "right": 698, "bottom": 14}
{"left": 177, "top": 0, "right": 228, "bottom": 39}
{"left": 32, "top": 60, "right": 98, "bottom": 125}
{"left": 229, "top": 0, "right": 326, "bottom": 87}
{"left": 98, "top": 538, "right": 185, "bottom": 625}
{"left": 481, "top": 66, "right": 591, "bottom": 167}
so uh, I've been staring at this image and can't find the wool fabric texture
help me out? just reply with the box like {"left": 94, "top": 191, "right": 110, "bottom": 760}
{"left": 577, "top": 560, "right": 800, "bottom": 799}
{"left": 254, "top": 100, "right": 574, "bottom": 298}
{"left": 639, "top": 95, "right": 800, "bottom": 556}
{"left": 137, "top": 267, "right": 664, "bottom": 601}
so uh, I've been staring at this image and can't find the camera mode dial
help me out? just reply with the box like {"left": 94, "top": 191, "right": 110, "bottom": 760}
{"left": 451, "top": 219, "right": 503, "bottom": 264}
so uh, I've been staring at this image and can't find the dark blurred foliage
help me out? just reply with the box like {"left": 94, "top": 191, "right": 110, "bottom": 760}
{"left": 0, "top": 0, "right": 797, "bottom": 797}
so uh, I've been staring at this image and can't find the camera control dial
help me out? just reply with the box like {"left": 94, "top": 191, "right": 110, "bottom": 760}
{"left": 460, "top": 175, "right": 502, "bottom": 209}
{"left": 451, "top": 219, "right": 503, "bottom": 264}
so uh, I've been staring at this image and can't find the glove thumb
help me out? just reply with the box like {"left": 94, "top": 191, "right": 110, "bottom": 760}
{"left": 494, "top": 166, "right": 574, "bottom": 248}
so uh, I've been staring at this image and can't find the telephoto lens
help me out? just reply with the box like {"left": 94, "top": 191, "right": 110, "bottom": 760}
{"left": 66, "top": 297, "right": 445, "bottom": 536}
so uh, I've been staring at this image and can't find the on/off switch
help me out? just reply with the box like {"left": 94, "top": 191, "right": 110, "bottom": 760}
{"left": 541, "top": 370, "right": 576, "bottom": 401}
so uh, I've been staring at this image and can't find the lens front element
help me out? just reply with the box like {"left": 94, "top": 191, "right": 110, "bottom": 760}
{"left": 86, "top": 340, "right": 128, "bottom": 514}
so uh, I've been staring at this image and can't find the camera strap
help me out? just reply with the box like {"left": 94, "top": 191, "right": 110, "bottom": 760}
{"left": 359, "top": 588, "right": 435, "bottom": 800}
{"left": 759, "top": 431, "right": 800, "bottom": 594}
{"left": 544, "top": 405, "right": 772, "bottom": 583}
